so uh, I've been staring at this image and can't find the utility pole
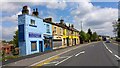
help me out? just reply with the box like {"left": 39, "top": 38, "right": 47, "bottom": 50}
{"left": 81, "top": 21, "right": 83, "bottom": 31}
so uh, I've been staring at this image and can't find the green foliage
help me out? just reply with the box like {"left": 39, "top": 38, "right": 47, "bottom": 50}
{"left": 2, "top": 55, "right": 20, "bottom": 61}
{"left": 86, "top": 33, "right": 90, "bottom": 42}
{"left": 113, "top": 18, "right": 120, "bottom": 38}
{"left": 13, "top": 30, "right": 18, "bottom": 48}
{"left": 12, "top": 30, "right": 19, "bottom": 55}
{"left": 91, "top": 32, "right": 98, "bottom": 41}
{"left": 117, "top": 19, "right": 120, "bottom": 38}
{"left": 79, "top": 30, "right": 87, "bottom": 42}
{"left": 87, "top": 28, "right": 92, "bottom": 40}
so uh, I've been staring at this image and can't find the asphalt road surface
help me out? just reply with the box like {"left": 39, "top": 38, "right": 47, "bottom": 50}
{"left": 41, "top": 42, "right": 119, "bottom": 66}
{"left": 2, "top": 41, "right": 120, "bottom": 68}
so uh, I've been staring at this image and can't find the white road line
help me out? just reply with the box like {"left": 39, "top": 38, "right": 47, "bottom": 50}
{"left": 108, "top": 49, "right": 113, "bottom": 53}
{"left": 75, "top": 51, "right": 85, "bottom": 57}
{"left": 55, "top": 56, "right": 73, "bottom": 66}
{"left": 103, "top": 42, "right": 120, "bottom": 60}
{"left": 114, "top": 55, "right": 120, "bottom": 60}
{"left": 103, "top": 42, "right": 113, "bottom": 54}
{"left": 58, "top": 56, "right": 71, "bottom": 59}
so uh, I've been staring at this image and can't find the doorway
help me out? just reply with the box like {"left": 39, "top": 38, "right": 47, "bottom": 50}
{"left": 39, "top": 41, "right": 43, "bottom": 52}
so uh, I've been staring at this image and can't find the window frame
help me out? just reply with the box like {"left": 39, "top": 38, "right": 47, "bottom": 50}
{"left": 46, "top": 24, "right": 50, "bottom": 33}
{"left": 31, "top": 41, "right": 37, "bottom": 51}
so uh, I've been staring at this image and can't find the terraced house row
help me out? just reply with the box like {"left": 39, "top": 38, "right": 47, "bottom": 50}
{"left": 18, "top": 6, "right": 80, "bottom": 56}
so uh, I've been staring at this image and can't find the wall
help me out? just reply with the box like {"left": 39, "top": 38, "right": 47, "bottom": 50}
{"left": 18, "top": 14, "right": 52, "bottom": 56}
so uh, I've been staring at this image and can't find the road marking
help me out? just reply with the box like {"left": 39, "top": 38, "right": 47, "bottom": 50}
{"left": 44, "top": 61, "right": 59, "bottom": 65}
{"left": 58, "top": 56, "right": 71, "bottom": 59}
{"left": 35, "top": 56, "right": 59, "bottom": 66}
{"left": 103, "top": 42, "right": 113, "bottom": 54}
{"left": 112, "top": 43, "right": 119, "bottom": 46}
{"left": 103, "top": 42, "right": 120, "bottom": 60}
{"left": 108, "top": 49, "right": 113, "bottom": 53}
{"left": 75, "top": 51, "right": 85, "bottom": 57}
{"left": 55, "top": 55, "right": 73, "bottom": 66}
{"left": 114, "top": 55, "right": 120, "bottom": 60}
{"left": 30, "top": 42, "right": 99, "bottom": 66}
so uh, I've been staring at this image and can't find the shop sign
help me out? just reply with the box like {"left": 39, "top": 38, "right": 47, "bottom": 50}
{"left": 29, "top": 32, "right": 41, "bottom": 38}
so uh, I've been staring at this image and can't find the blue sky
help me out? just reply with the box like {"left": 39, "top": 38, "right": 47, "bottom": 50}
{"left": 1, "top": 1, "right": 119, "bottom": 41}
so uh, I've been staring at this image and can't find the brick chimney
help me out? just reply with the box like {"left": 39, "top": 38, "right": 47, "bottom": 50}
{"left": 22, "top": 6, "right": 29, "bottom": 15}
{"left": 32, "top": 8, "right": 39, "bottom": 17}
{"left": 60, "top": 19, "right": 64, "bottom": 24}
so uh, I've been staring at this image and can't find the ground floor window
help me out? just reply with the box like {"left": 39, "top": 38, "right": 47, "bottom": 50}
{"left": 31, "top": 41, "right": 37, "bottom": 51}
{"left": 63, "top": 38, "right": 66, "bottom": 45}
{"left": 44, "top": 39, "right": 52, "bottom": 48}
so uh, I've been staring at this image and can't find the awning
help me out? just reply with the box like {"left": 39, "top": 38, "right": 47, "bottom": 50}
{"left": 43, "top": 34, "right": 53, "bottom": 39}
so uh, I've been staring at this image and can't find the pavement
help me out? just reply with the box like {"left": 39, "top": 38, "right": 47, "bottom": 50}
{"left": 1, "top": 41, "right": 120, "bottom": 68}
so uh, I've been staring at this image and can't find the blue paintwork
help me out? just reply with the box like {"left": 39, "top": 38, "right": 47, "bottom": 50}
{"left": 18, "top": 14, "right": 53, "bottom": 56}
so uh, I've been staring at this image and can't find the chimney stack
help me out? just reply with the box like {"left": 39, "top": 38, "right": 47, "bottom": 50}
{"left": 43, "top": 18, "right": 52, "bottom": 23}
{"left": 22, "top": 6, "right": 29, "bottom": 15}
{"left": 60, "top": 19, "right": 64, "bottom": 24}
{"left": 32, "top": 8, "right": 39, "bottom": 17}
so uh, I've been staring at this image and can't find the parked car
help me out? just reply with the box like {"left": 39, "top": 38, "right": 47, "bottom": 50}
{"left": 106, "top": 40, "right": 110, "bottom": 43}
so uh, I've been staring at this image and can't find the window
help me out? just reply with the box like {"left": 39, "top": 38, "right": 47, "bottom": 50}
{"left": 31, "top": 41, "right": 37, "bottom": 51}
{"left": 31, "top": 19, "right": 35, "bottom": 25}
{"left": 44, "top": 39, "right": 52, "bottom": 48}
{"left": 63, "top": 38, "right": 65, "bottom": 45}
{"left": 46, "top": 24, "right": 50, "bottom": 33}
{"left": 63, "top": 29, "right": 65, "bottom": 35}
{"left": 54, "top": 27, "right": 57, "bottom": 34}
{"left": 29, "top": 19, "right": 37, "bottom": 27}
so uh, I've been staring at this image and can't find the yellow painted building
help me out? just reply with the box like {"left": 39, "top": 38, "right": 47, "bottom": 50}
{"left": 51, "top": 19, "right": 80, "bottom": 49}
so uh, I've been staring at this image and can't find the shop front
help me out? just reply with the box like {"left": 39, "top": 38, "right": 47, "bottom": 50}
{"left": 43, "top": 34, "right": 53, "bottom": 51}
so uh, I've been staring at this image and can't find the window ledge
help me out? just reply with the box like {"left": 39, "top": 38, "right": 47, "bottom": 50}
{"left": 29, "top": 24, "right": 37, "bottom": 27}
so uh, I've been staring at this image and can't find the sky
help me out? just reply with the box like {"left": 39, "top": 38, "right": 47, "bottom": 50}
{"left": 1, "top": 0, "right": 119, "bottom": 41}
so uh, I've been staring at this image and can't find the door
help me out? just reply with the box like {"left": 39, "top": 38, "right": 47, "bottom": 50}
{"left": 39, "top": 41, "right": 43, "bottom": 52}
{"left": 67, "top": 37, "right": 69, "bottom": 46}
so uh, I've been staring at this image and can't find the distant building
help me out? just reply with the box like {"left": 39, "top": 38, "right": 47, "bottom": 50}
{"left": 1, "top": 43, "right": 13, "bottom": 55}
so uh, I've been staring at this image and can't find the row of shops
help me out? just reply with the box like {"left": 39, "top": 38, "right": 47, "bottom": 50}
{"left": 18, "top": 6, "right": 80, "bottom": 56}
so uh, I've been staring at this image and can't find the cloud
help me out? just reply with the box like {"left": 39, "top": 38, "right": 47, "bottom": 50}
{"left": 71, "top": 2, "right": 118, "bottom": 37}
{"left": 29, "top": 0, "right": 67, "bottom": 10}
{"left": 2, "top": 26, "right": 18, "bottom": 41}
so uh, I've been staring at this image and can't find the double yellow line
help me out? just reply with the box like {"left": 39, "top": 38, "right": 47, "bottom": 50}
{"left": 32, "top": 56, "right": 59, "bottom": 68}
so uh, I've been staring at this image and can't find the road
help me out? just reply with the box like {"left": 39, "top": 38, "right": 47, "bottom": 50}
{"left": 38, "top": 42, "right": 119, "bottom": 67}
{"left": 2, "top": 41, "right": 120, "bottom": 67}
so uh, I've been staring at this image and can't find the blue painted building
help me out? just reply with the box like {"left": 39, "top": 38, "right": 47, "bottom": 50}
{"left": 18, "top": 6, "right": 53, "bottom": 56}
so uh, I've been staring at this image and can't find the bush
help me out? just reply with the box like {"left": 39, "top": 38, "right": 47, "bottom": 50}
{"left": 116, "top": 38, "right": 120, "bottom": 42}
{"left": 2, "top": 55, "right": 20, "bottom": 61}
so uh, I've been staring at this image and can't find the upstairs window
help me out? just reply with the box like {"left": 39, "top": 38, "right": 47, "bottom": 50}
{"left": 54, "top": 27, "right": 57, "bottom": 34}
{"left": 60, "top": 28, "right": 62, "bottom": 35}
{"left": 46, "top": 24, "right": 50, "bottom": 33}
{"left": 29, "top": 19, "right": 37, "bottom": 27}
{"left": 31, "top": 19, "right": 35, "bottom": 25}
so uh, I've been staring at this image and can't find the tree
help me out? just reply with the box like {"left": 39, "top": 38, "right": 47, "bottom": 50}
{"left": 87, "top": 28, "right": 92, "bottom": 40}
{"left": 112, "top": 20, "right": 118, "bottom": 37}
{"left": 86, "top": 33, "right": 90, "bottom": 42}
{"left": 117, "top": 18, "right": 120, "bottom": 38}
{"left": 113, "top": 18, "right": 120, "bottom": 42}
{"left": 79, "top": 30, "right": 87, "bottom": 43}
{"left": 2, "top": 40, "right": 7, "bottom": 43}
{"left": 12, "top": 30, "right": 19, "bottom": 55}
{"left": 13, "top": 30, "right": 18, "bottom": 48}
{"left": 92, "top": 32, "right": 98, "bottom": 41}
